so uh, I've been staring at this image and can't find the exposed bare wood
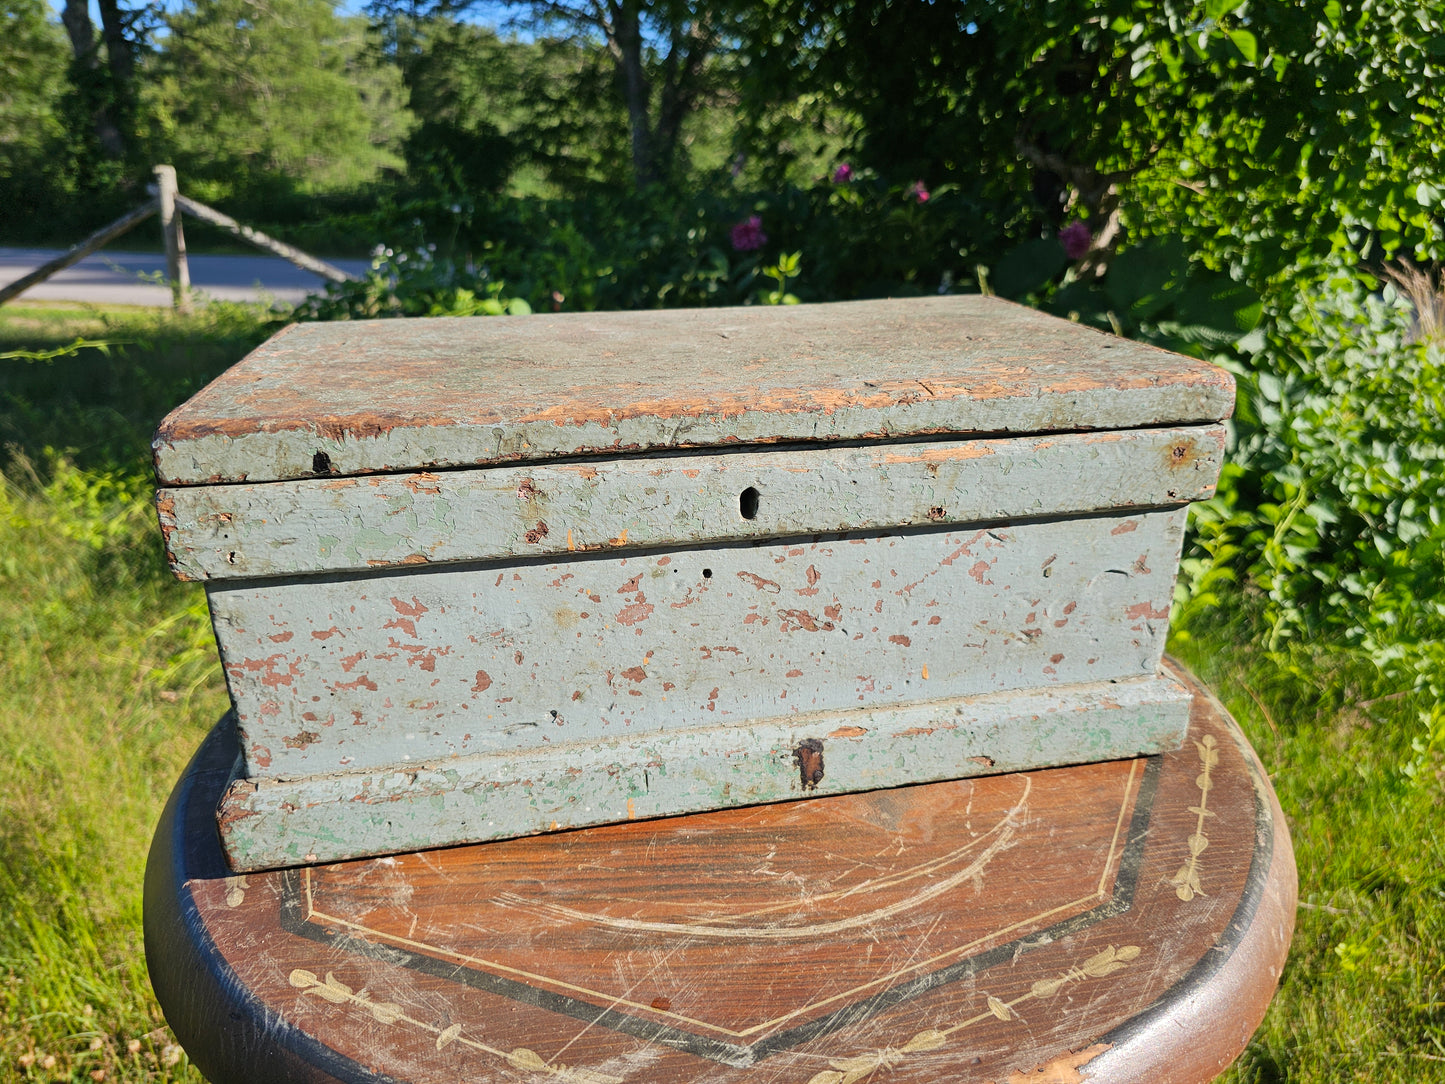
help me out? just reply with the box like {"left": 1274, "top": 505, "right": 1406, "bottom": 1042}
{"left": 0, "top": 199, "right": 157, "bottom": 307}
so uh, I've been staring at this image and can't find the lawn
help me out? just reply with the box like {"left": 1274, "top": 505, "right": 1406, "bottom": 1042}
{"left": 0, "top": 303, "right": 1441, "bottom": 1082}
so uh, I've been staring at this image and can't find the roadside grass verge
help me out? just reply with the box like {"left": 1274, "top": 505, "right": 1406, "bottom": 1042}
{"left": 0, "top": 303, "right": 266, "bottom": 1081}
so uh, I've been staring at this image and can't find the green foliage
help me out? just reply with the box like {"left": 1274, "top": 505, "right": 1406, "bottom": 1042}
{"left": 1177, "top": 268, "right": 1445, "bottom": 716}
{"left": 1171, "top": 607, "right": 1445, "bottom": 1083}
{"left": 369, "top": 0, "right": 739, "bottom": 190}
{"left": 297, "top": 245, "right": 534, "bottom": 319}
{"left": 987, "top": 232, "right": 1264, "bottom": 356}
{"left": 0, "top": 0, "right": 69, "bottom": 185}
{"left": 743, "top": 0, "right": 1444, "bottom": 290}
{"left": 759, "top": 250, "right": 801, "bottom": 305}
{"left": 1130, "top": 0, "right": 1445, "bottom": 275}
{"left": 0, "top": 305, "right": 261, "bottom": 1082}
{"left": 302, "top": 172, "right": 998, "bottom": 316}
{"left": 0, "top": 448, "right": 216, "bottom": 1083}
{"left": 143, "top": 0, "right": 413, "bottom": 196}
{"left": 0, "top": 0, "right": 76, "bottom": 237}
{"left": 381, "top": 18, "right": 629, "bottom": 199}
{"left": 0, "top": 336, "right": 128, "bottom": 363}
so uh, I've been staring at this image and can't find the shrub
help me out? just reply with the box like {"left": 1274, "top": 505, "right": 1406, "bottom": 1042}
{"left": 1177, "top": 264, "right": 1445, "bottom": 718}
{"left": 297, "top": 173, "right": 1009, "bottom": 317}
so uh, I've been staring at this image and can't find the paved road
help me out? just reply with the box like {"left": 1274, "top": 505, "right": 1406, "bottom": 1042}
{"left": 0, "top": 247, "right": 373, "bottom": 307}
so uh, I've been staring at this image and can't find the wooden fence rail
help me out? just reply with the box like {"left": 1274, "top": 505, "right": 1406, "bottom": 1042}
{"left": 171, "top": 193, "right": 354, "bottom": 284}
{"left": 0, "top": 165, "right": 358, "bottom": 311}
{"left": 0, "top": 198, "right": 158, "bottom": 307}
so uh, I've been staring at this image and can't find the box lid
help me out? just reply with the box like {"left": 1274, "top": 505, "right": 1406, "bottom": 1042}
{"left": 153, "top": 296, "right": 1234, "bottom": 486}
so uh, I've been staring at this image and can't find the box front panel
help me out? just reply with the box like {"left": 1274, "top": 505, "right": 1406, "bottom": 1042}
{"left": 209, "top": 508, "right": 1186, "bottom": 780}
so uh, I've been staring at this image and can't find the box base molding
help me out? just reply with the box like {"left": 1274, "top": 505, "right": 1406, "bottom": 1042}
{"left": 218, "top": 672, "right": 1192, "bottom": 871}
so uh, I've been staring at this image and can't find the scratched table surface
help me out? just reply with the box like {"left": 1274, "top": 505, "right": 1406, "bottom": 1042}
{"left": 145, "top": 661, "right": 1294, "bottom": 1084}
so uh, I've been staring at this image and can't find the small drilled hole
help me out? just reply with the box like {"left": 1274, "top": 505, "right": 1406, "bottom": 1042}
{"left": 739, "top": 486, "right": 761, "bottom": 520}
{"left": 702, "top": 568, "right": 713, "bottom": 579}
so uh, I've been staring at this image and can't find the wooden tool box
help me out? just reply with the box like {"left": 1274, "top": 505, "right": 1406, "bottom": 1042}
{"left": 153, "top": 296, "right": 1233, "bottom": 871}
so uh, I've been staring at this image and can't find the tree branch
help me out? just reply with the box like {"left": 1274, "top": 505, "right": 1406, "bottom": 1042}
{"left": 1013, "top": 134, "right": 1156, "bottom": 215}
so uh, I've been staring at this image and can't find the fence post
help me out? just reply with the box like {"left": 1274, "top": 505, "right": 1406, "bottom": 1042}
{"left": 154, "top": 165, "right": 192, "bottom": 314}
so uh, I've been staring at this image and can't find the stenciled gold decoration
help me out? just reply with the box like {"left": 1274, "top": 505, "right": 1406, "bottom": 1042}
{"left": 223, "top": 875, "right": 248, "bottom": 908}
{"left": 1169, "top": 734, "right": 1219, "bottom": 901}
{"left": 804, "top": 944, "right": 1142, "bottom": 1084}
{"left": 288, "top": 968, "right": 621, "bottom": 1084}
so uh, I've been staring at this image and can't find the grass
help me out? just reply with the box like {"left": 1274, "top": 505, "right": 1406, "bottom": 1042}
{"left": 0, "top": 303, "right": 280, "bottom": 478}
{"left": 1172, "top": 612, "right": 1445, "bottom": 1081}
{"left": 1, "top": 301, "right": 1443, "bottom": 1081}
{"left": 0, "top": 303, "right": 273, "bottom": 1082}
{"left": 0, "top": 452, "right": 218, "bottom": 1082}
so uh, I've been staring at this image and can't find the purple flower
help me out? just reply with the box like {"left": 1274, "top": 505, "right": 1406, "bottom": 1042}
{"left": 909, "top": 181, "right": 930, "bottom": 203}
{"left": 1060, "top": 221, "right": 1092, "bottom": 260}
{"left": 832, "top": 162, "right": 854, "bottom": 184}
{"left": 730, "top": 215, "right": 768, "bottom": 252}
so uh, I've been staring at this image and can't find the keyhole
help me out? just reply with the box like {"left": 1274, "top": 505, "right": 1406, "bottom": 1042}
{"left": 739, "top": 487, "right": 761, "bottom": 520}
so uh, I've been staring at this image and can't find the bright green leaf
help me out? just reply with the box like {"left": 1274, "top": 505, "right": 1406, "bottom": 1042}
{"left": 1227, "top": 28, "right": 1259, "bottom": 62}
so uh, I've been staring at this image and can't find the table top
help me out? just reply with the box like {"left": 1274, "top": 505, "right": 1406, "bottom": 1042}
{"left": 145, "top": 660, "right": 1294, "bottom": 1083}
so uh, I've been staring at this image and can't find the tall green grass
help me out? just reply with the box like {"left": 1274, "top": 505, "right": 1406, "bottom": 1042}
{"left": 1173, "top": 609, "right": 1445, "bottom": 1081}
{"left": 0, "top": 449, "right": 219, "bottom": 1081}
{"left": 0, "top": 303, "right": 1442, "bottom": 1081}
{"left": 0, "top": 304, "right": 272, "bottom": 1082}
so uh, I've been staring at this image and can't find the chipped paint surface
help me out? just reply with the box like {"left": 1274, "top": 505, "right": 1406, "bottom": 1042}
{"left": 150, "top": 297, "right": 1236, "bottom": 869}
{"left": 151, "top": 297, "right": 1235, "bottom": 486}
{"left": 209, "top": 507, "right": 1196, "bottom": 868}
{"left": 210, "top": 509, "right": 1188, "bottom": 780}
{"left": 217, "top": 672, "right": 1190, "bottom": 869}
{"left": 159, "top": 425, "right": 1224, "bottom": 581}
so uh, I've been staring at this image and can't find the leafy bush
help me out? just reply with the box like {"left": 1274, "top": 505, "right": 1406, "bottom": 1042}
{"left": 1177, "top": 266, "right": 1445, "bottom": 719}
{"left": 985, "top": 232, "right": 1264, "bottom": 357}
{"left": 299, "top": 172, "right": 1007, "bottom": 316}
{"left": 295, "top": 245, "right": 534, "bottom": 320}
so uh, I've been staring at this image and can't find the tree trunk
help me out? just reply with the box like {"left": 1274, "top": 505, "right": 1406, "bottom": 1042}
{"left": 653, "top": 15, "right": 712, "bottom": 184}
{"left": 60, "top": 0, "right": 126, "bottom": 159}
{"left": 608, "top": 0, "right": 654, "bottom": 186}
{"left": 59, "top": 0, "right": 96, "bottom": 63}
{"left": 540, "top": 0, "right": 715, "bottom": 189}
{"left": 97, "top": 0, "right": 136, "bottom": 86}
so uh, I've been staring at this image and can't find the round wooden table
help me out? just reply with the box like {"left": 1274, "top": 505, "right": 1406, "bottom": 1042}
{"left": 145, "top": 661, "right": 1294, "bottom": 1083}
